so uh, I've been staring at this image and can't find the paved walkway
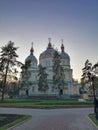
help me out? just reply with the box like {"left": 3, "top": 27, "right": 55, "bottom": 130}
{"left": 0, "top": 107, "right": 97, "bottom": 130}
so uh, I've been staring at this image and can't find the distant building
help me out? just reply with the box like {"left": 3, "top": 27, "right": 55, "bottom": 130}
{"left": 19, "top": 39, "right": 80, "bottom": 98}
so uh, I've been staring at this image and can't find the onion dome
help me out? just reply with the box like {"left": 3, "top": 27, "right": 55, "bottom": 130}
{"left": 25, "top": 43, "right": 37, "bottom": 65}
{"left": 39, "top": 38, "right": 55, "bottom": 60}
{"left": 60, "top": 44, "right": 70, "bottom": 59}
{"left": 60, "top": 42, "right": 70, "bottom": 66}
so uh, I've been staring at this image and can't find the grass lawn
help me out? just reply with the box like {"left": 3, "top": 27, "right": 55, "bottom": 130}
{"left": 0, "top": 115, "right": 6, "bottom": 121}
{"left": 0, "top": 114, "right": 31, "bottom": 130}
{"left": 89, "top": 114, "right": 98, "bottom": 127}
{"left": 0, "top": 98, "right": 94, "bottom": 108}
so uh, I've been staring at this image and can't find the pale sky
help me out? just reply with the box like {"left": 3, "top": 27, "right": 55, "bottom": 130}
{"left": 0, "top": 0, "right": 98, "bottom": 81}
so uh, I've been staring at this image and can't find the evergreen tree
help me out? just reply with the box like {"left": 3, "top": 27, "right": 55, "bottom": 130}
{"left": 81, "top": 59, "right": 98, "bottom": 96}
{"left": 81, "top": 59, "right": 98, "bottom": 119}
{"left": 7, "top": 82, "right": 19, "bottom": 98}
{"left": 0, "top": 41, "right": 22, "bottom": 100}
{"left": 53, "top": 50, "right": 64, "bottom": 94}
{"left": 21, "top": 60, "right": 31, "bottom": 81}
{"left": 38, "top": 64, "right": 48, "bottom": 92}
{"left": 20, "top": 60, "right": 31, "bottom": 96}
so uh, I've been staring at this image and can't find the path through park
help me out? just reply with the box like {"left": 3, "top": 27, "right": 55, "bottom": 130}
{"left": 0, "top": 107, "right": 97, "bottom": 130}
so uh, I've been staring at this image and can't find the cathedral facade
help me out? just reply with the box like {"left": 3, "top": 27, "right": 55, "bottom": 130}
{"left": 19, "top": 40, "right": 80, "bottom": 98}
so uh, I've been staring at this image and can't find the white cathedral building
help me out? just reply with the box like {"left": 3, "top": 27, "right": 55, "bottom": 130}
{"left": 19, "top": 39, "right": 80, "bottom": 98}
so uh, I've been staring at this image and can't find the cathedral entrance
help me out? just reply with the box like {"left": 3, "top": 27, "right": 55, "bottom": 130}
{"left": 60, "top": 89, "right": 63, "bottom": 95}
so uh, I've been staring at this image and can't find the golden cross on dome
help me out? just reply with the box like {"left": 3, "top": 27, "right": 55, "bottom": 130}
{"left": 30, "top": 42, "right": 34, "bottom": 54}
{"left": 48, "top": 38, "right": 51, "bottom": 43}
{"left": 31, "top": 42, "right": 33, "bottom": 48}
{"left": 61, "top": 39, "right": 63, "bottom": 44}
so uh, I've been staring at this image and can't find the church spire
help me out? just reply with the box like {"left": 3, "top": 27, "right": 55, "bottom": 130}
{"left": 61, "top": 39, "right": 64, "bottom": 52}
{"left": 48, "top": 38, "right": 52, "bottom": 48}
{"left": 30, "top": 42, "right": 34, "bottom": 54}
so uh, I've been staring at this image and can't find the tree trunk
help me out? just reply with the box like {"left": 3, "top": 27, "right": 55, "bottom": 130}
{"left": 1, "top": 60, "right": 9, "bottom": 100}
{"left": 92, "top": 77, "right": 96, "bottom": 99}
{"left": 92, "top": 77, "right": 98, "bottom": 120}
{"left": 1, "top": 90, "right": 4, "bottom": 100}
